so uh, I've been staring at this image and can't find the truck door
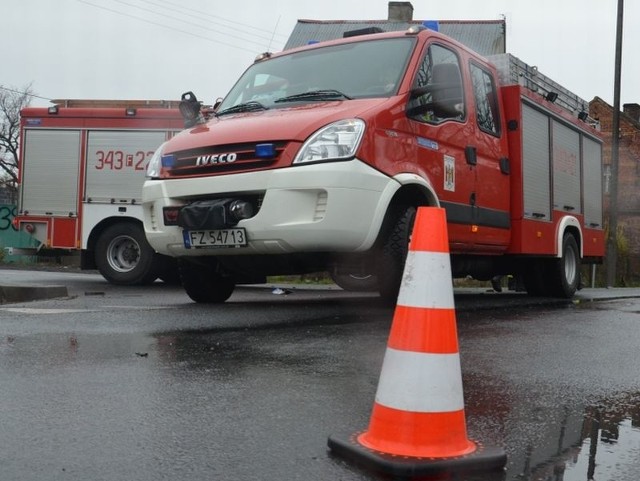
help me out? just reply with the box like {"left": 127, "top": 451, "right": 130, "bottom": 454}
{"left": 466, "top": 62, "right": 511, "bottom": 251}
{"left": 406, "top": 42, "right": 476, "bottom": 250}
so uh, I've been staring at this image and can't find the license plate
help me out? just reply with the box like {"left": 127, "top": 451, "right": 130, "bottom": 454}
{"left": 183, "top": 228, "right": 247, "bottom": 249}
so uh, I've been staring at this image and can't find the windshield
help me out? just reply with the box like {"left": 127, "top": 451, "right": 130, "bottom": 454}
{"left": 218, "top": 37, "right": 415, "bottom": 112}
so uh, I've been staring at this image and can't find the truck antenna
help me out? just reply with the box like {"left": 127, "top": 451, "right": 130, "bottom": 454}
{"left": 267, "top": 15, "right": 281, "bottom": 52}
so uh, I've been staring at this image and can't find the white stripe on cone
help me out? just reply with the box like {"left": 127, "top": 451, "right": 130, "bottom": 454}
{"left": 375, "top": 348, "right": 465, "bottom": 413}
{"left": 397, "top": 251, "right": 454, "bottom": 309}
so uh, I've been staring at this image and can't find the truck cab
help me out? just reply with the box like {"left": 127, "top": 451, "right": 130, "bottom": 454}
{"left": 142, "top": 26, "right": 603, "bottom": 303}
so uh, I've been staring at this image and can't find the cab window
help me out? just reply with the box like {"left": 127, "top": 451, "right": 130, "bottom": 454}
{"left": 470, "top": 62, "right": 501, "bottom": 136}
{"left": 407, "top": 44, "right": 465, "bottom": 124}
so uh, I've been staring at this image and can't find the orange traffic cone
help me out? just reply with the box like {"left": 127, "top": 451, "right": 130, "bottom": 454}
{"left": 328, "top": 207, "right": 506, "bottom": 477}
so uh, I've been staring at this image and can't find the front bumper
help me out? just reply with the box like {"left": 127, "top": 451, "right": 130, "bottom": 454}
{"left": 142, "top": 159, "right": 399, "bottom": 257}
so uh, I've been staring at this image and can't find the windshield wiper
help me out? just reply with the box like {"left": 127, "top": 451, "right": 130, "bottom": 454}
{"left": 274, "top": 89, "right": 352, "bottom": 103}
{"left": 216, "top": 101, "right": 268, "bottom": 117}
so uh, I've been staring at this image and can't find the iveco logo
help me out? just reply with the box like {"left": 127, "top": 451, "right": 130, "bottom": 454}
{"left": 195, "top": 153, "right": 238, "bottom": 166}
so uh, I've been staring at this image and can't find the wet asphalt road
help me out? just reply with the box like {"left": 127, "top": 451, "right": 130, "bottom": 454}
{"left": 1, "top": 269, "right": 640, "bottom": 481}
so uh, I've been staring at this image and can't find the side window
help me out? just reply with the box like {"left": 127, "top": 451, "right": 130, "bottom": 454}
{"left": 407, "top": 44, "right": 465, "bottom": 124}
{"left": 470, "top": 63, "right": 501, "bottom": 136}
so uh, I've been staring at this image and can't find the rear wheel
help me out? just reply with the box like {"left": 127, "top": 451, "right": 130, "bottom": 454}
{"left": 376, "top": 204, "right": 417, "bottom": 303}
{"left": 95, "top": 222, "right": 159, "bottom": 285}
{"left": 547, "top": 233, "right": 580, "bottom": 298}
{"left": 178, "top": 258, "right": 235, "bottom": 303}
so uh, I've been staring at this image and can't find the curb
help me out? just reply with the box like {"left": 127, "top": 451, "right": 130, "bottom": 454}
{"left": 0, "top": 285, "right": 69, "bottom": 305}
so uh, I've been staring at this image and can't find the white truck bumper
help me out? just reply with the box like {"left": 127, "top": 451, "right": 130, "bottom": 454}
{"left": 142, "top": 159, "right": 399, "bottom": 257}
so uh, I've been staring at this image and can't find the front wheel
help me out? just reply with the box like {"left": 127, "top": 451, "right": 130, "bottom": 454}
{"left": 330, "top": 273, "right": 379, "bottom": 292}
{"left": 178, "top": 259, "right": 235, "bottom": 303}
{"left": 95, "top": 222, "right": 159, "bottom": 285}
{"left": 376, "top": 204, "right": 417, "bottom": 303}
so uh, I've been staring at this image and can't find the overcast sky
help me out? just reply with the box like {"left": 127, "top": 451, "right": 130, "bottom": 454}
{"left": 4, "top": 0, "right": 638, "bottom": 109}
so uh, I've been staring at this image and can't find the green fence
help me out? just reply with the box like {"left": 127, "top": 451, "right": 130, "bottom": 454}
{"left": 0, "top": 204, "right": 39, "bottom": 263}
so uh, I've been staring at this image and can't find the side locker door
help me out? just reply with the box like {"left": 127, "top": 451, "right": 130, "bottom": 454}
{"left": 85, "top": 130, "right": 167, "bottom": 203}
{"left": 21, "top": 129, "right": 81, "bottom": 216}
{"left": 521, "top": 103, "right": 552, "bottom": 222}
{"left": 467, "top": 62, "right": 511, "bottom": 249}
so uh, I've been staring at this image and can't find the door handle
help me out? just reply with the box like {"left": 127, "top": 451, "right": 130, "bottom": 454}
{"left": 465, "top": 146, "right": 477, "bottom": 166}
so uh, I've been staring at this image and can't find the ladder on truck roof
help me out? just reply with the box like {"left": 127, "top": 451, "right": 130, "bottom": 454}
{"left": 50, "top": 99, "right": 181, "bottom": 109}
{"left": 488, "top": 53, "right": 597, "bottom": 127}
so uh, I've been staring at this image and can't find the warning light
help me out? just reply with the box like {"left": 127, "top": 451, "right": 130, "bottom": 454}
{"left": 471, "top": 225, "right": 479, "bottom": 233}
{"left": 255, "top": 143, "right": 276, "bottom": 158}
{"left": 537, "top": 231, "right": 543, "bottom": 238}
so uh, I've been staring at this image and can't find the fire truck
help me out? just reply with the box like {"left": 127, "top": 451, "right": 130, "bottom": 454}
{"left": 142, "top": 25, "right": 605, "bottom": 302}
{"left": 13, "top": 99, "right": 184, "bottom": 284}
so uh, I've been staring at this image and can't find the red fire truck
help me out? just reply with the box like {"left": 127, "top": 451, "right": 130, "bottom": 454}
{"left": 13, "top": 100, "right": 184, "bottom": 284}
{"left": 142, "top": 26, "right": 605, "bottom": 302}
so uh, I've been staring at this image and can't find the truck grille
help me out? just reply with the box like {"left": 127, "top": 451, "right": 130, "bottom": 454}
{"left": 166, "top": 141, "right": 287, "bottom": 177}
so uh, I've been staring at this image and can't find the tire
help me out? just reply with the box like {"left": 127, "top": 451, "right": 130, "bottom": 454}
{"left": 95, "top": 222, "right": 159, "bottom": 285}
{"left": 329, "top": 272, "right": 379, "bottom": 292}
{"left": 376, "top": 205, "right": 417, "bottom": 303}
{"left": 546, "top": 233, "right": 581, "bottom": 298}
{"left": 178, "top": 259, "right": 235, "bottom": 303}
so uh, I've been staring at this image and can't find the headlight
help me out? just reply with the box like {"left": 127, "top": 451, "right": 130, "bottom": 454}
{"left": 146, "top": 142, "right": 168, "bottom": 179}
{"left": 293, "top": 119, "right": 365, "bottom": 164}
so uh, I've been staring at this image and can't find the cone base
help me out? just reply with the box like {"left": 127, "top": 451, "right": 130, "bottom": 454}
{"left": 328, "top": 432, "right": 506, "bottom": 478}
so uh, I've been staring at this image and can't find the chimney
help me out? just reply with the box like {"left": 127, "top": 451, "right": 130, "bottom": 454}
{"left": 623, "top": 103, "right": 640, "bottom": 123}
{"left": 388, "top": 2, "right": 414, "bottom": 22}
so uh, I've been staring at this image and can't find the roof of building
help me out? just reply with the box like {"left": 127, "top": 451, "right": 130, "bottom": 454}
{"left": 591, "top": 96, "right": 640, "bottom": 131}
{"left": 284, "top": 19, "right": 506, "bottom": 56}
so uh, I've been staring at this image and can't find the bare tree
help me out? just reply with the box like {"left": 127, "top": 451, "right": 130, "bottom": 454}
{"left": 0, "top": 84, "right": 34, "bottom": 202}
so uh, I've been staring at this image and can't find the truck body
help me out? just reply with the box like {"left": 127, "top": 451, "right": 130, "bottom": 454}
{"left": 142, "top": 26, "right": 604, "bottom": 302}
{"left": 13, "top": 100, "right": 184, "bottom": 284}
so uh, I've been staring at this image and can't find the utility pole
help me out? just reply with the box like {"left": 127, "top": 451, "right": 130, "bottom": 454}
{"left": 606, "top": 0, "right": 624, "bottom": 288}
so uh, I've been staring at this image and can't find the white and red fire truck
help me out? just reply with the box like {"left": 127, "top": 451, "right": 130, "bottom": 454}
{"left": 142, "top": 25, "right": 605, "bottom": 302}
{"left": 13, "top": 99, "right": 184, "bottom": 284}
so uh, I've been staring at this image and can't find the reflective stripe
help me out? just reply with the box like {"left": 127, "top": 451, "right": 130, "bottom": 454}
{"left": 409, "top": 208, "right": 450, "bottom": 253}
{"left": 375, "top": 348, "right": 464, "bottom": 413}
{"left": 396, "top": 251, "right": 454, "bottom": 309}
{"left": 387, "top": 305, "right": 459, "bottom": 353}
{"left": 359, "top": 406, "right": 475, "bottom": 458}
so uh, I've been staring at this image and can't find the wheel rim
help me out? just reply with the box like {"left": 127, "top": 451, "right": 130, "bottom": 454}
{"left": 106, "top": 235, "right": 140, "bottom": 273}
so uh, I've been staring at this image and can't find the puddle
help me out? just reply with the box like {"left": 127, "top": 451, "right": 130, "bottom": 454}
{"left": 562, "top": 417, "right": 640, "bottom": 480}
{"left": 522, "top": 393, "right": 640, "bottom": 481}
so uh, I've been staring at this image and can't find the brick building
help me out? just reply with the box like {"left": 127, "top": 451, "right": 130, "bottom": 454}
{"left": 590, "top": 97, "right": 640, "bottom": 283}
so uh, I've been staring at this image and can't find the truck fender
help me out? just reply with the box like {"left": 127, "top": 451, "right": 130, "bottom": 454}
{"left": 555, "top": 216, "right": 583, "bottom": 258}
{"left": 391, "top": 173, "right": 440, "bottom": 207}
